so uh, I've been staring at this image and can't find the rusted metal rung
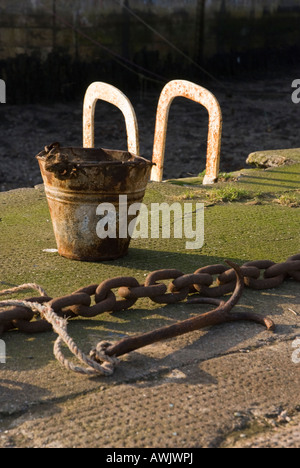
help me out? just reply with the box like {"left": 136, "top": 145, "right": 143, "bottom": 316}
{"left": 151, "top": 80, "right": 222, "bottom": 185}
{"left": 83, "top": 81, "right": 140, "bottom": 155}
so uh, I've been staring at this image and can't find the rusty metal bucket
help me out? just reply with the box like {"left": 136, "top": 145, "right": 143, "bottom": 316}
{"left": 37, "top": 83, "right": 152, "bottom": 261}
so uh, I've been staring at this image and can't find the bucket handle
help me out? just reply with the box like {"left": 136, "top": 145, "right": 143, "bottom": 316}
{"left": 151, "top": 80, "right": 222, "bottom": 185}
{"left": 83, "top": 82, "right": 140, "bottom": 155}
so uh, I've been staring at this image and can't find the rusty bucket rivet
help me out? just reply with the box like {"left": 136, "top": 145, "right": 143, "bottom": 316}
{"left": 37, "top": 82, "right": 152, "bottom": 262}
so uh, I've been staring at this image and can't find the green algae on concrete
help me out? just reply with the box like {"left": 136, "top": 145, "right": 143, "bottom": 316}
{"left": 236, "top": 164, "right": 300, "bottom": 192}
{"left": 0, "top": 164, "right": 299, "bottom": 295}
{"left": 0, "top": 160, "right": 299, "bottom": 425}
{"left": 0, "top": 159, "right": 299, "bottom": 337}
{"left": 167, "top": 162, "right": 300, "bottom": 197}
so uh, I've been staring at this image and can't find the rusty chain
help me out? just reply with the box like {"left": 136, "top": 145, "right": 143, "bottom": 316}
{"left": 0, "top": 254, "right": 299, "bottom": 376}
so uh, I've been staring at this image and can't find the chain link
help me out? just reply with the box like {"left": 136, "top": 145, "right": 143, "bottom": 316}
{"left": 0, "top": 256, "right": 299, "bottom": 375}
{"left": 0, "top": 256, "right": 299, "bottom": 336}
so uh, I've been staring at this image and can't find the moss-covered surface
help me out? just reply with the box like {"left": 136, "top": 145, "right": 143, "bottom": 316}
{"left": 0, "top": 166, "right": 299, "bottom": 298}
{"left": 0, "top": 164, "right": 298, "bottom": 356}
{"left": 0, "top": 159, "right": 299, "bottom": 448}
{"left": 168, "top": 161, "right": 300, "bottom": 190}
{"left": 0, "top": 156, "right": 298, "bottom": 358}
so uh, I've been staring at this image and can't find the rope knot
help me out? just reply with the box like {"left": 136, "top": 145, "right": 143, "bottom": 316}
{"left": 89, "top": 341, "right": 119, "bottom": 372}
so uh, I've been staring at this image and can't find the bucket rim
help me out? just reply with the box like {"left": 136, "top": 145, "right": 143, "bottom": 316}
{"left": 36, "top": 146, "right": 154, "bottom": 167}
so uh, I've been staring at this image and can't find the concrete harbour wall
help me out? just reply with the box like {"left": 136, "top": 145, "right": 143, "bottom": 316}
{"left": 1, "top": 0, "right": 300, "bottom": 102}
